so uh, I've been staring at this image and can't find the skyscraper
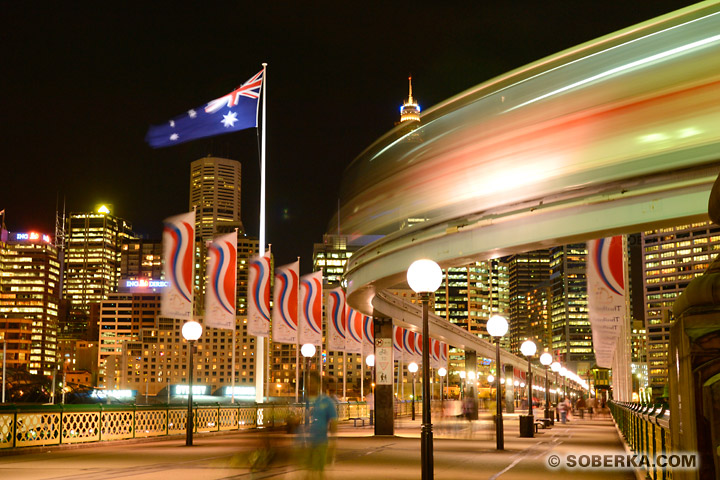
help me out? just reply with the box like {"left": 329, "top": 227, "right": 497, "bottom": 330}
{"left": 0, "top": 230, "right": 60, "bottom": 375}
{"left": 641, "top": 221, "right": 719, "bottom": 396}
{"left": 506, "top": 251, "right": 551, "bottom": 353}
{"left": 549, "top": 244, "right": 593, "bottom": 372}
{"left": 63, "top": 205, "right": 134, "bottom": 312}
{"left": 189, "top": 156, "right": 243, "bottom": 241}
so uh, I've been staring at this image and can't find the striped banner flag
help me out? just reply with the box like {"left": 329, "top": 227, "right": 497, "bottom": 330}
{"left": 430, "top": 338, "right": 441, "bottom": 369}
{"left": 205, "top": 231, "right": 237, "bottom": 329}
{"left": 402, "top": 330, "right": 416, "bottom": 363}
{"left": 393, "top": 326, "right": 404, "bottom": 357}
{"left": 440, "top": 342, "right": 449, "bottom": 370}
{"left": 247, "top": 253, "right": 271, "bottom": 337}
{"left": 299, "top": 271, "right": 323, "bottom": 346}
{"left": 327, "top": 287, "right": 346, "bottom": 352}
{"left": 346, "top": 308, "right": 363, "bottom": 354}
{"left": 414, "top": 333, "right": 424, "bottom": 365}
{"left": 272, "top": 260, "right": 299, "bottom": 344}
{"left": 362, "top": 315, "right": 374, "bottom": 355}
{"left": 161, "top": 211, "right": 195, "bottom": 321}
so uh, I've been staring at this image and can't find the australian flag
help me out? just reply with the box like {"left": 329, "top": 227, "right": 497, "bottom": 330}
{"left": 145, "top": 69, "right": 264, "bottom": 148}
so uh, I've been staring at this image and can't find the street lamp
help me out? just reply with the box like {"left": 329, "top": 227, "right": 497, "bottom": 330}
{"left": 408, "top": 362, "right": 418, "bottom": 421}
{"left": 539, "top": 353, "right": 552, "bottom": 420}
{"left": 407, "top": 259, "right": 442, "bottom": 480}
{"left": 486, "top": 314, "right": 508, "bottom": 450}
{"left": 366, "top": 353, "right": 375, "bottom": 392}
{"left": 559, "top": 367, "right": 568, "bottom": 398}
{"left": 520, "top": 340, "right": 536, "bottom": 417}
{"left": 301, "top": 343, "right": 316, "bottom": 427}
{"left": 365, "top": 354, "right": 375, "bottom": 425}
{"left": 438, "top": 367, "right": 447, "bottom": 409}
{"left": 459, "top": 370, "right": 466, "bottom": 400}
{"left": 182, "top": 320, "right": 202, "bottom": 446}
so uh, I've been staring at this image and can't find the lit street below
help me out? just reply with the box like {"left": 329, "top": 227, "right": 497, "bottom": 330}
{"left": 0, "top": 415, "right": 632, "bottom": 479}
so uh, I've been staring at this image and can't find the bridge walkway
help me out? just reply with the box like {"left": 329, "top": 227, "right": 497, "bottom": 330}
{"left": 0, "top": 414, "right": 634, "bottom": 479}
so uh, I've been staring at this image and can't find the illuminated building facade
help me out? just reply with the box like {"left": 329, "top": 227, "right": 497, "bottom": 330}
{"left": 120, "top": 238, "right": 163, "bottom": 280}
{"left": 0, "top": 231, "right": 60, "bottom": 375}
{"left": 435, "top": 260, "right": 509, "bottom": 340}
{"left": 525, "top": 280, "right": 552, "bottom": 352}
{"left": 97, "top": 292, "right": 161, "bottom": 388}
{"left": 436, "top": 260, "right": 509, "bottom": 386}
{"left": 63, "top": 206, "right": 134, "bottom": 312}
{"left": 119, "top": 316, "right": 250, "bottom": 397}
{"left": 189, "top": 156, "right": 243, "bottom": 241}
{"left": 507, "top": 251, "right": 551, "bottom": 353}
{"left": 549, "top": 244, "right": 593, "bottom": 372}
{"left": 641, "top": 221, "right": 719, "bottom": 396}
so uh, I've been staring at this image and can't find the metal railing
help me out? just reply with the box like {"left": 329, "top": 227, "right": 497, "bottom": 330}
{"left": 610, "top": 401, "right": 673, "bottom": 480}
{"left": 0, "top": 400, "right": 425, "bottom": 450}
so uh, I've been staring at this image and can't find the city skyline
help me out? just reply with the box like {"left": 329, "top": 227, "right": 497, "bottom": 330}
{"left": 1, "top": 2, "right": 696, "bottom": 269}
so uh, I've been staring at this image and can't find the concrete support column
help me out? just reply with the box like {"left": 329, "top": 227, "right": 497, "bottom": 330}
{"left": 504, "top": 364, "right": 515, "bottom": 413}
{"left": 465, "top": 350, "right": 478, "bottom": 420}
{"left": 373, "top": 315, "right": 394, "bottom": 436}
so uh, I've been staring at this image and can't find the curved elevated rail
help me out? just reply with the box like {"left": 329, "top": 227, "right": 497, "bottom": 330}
{"left": 336, "top": 2, "right": 720, "bottom": 317}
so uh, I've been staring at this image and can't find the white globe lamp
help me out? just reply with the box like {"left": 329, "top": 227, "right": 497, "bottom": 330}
{"left": 407, "top": 259, "right": 443, "bottom": 293}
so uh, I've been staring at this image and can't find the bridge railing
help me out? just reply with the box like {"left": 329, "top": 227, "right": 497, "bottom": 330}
{"left": 610, "top": 401, "right": 673, "bottom": 480}
{"left": 0, "top": 401, "right": 392, "bottom": 450}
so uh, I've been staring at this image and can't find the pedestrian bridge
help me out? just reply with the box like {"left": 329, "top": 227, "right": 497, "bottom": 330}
{"left": 332, "top": 3, "right": 720, "bottom": 478}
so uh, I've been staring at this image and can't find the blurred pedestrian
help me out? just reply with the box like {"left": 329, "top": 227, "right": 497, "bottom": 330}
{"left": 558, "top": 397, "right": 568, "bottom": 424}
{"left": 305, "top": 373, "right": 338, "bottom": 479}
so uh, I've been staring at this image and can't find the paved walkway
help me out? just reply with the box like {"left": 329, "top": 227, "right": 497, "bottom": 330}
{"left": 0, "top": 414, "right": 635, "bottom": 480}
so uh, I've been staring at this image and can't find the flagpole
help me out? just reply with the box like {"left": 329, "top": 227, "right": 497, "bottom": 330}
{"left": 343, "top": 351, "right": 347, "bottom": 401}
{"left": 255, "top": 62, "right": 268, "bottom": 405}
{"left": 361, "top": 355, "right": 364, "bottom": 400}
{"left": 295, "top": 346, "right": 300, "bottom": 402}
{"left": 231, "top": 329, "right": 236, "bottom": 403}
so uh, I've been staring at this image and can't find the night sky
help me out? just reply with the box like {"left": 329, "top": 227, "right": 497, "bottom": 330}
{"left": 1, "top": 1, "right": 697, "bottom": 270}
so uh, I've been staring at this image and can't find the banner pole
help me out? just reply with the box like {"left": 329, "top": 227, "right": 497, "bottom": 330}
{"left": 343, "top": 351, "right": 347, "bottom": 401}
{"left": 295, "top": 344, "right": 300, "bottom": 402}
{"left": 231, "top": 329, "right": 236, "bottom": 403}
{"left": 255, "top": 63, "right": 268, "bottom": 405}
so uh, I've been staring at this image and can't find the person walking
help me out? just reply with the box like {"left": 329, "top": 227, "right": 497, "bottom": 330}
{"left": 305, "top": 373, "right": 338, "bottom": 479}
{"left": 558, "top": 397, "right": 568, "bottom": 424}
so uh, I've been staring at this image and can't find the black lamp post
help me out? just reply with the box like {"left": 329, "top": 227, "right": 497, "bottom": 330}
{"left": 486, "top": 315, "right": 508, "bottom": 450}
{"left": 520, "top": 340, "right": 536, "bottom": 417}
{"left": 182, "top": 321, "right": 202, "bottom": 447}
{"left": 409, "top": 362, "right": 418, "bottom": 421}
{"left": 407, "top": 259, "right": 442, "bottom": 480}
{"left": 301, "top": 343, "right": 316, "bottom": 427}
{"left": 540, "top": 353, "right": 553, "bottom": 420}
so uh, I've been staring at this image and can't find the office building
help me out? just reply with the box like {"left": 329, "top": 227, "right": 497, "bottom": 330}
{"left": 63, "top": 205, "right": 134, "bottom": 312}
{"left": 97, "top": 292, "right": 161, "bottom": 388}
{"left": 0, "top": 230, "right": 60, "bottom": 375}
{"left": 641, "top": 221, "right": 719, "bottom": 397}
{"left": 549, "top": 243, "right": 593, "bottom": 373}
{"left": 506, "top": 251, "right": 551, "bottom": 353}
{"left": 120, "top": 238, "right": 163, "bottom": 280}
{"left": 119, "top": 316, "right": 249, "bottom": 398}
{"left": 189, "top": 156, "right": 243, "bottom": 241}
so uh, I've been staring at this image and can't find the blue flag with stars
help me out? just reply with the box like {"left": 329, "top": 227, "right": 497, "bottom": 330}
{"left": 145, "top": 69, "right": 263, "bottom": 148}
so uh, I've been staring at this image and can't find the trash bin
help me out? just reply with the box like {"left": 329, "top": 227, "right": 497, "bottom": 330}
{"left": 546, "top": 409, "right": 555, "bottom": 426}
{"left": 519, "top": 415, "right": 534, "bottom": 437}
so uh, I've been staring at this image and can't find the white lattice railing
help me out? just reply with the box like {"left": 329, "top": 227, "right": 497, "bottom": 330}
{"left": 0, "top": 401, "right": 382, "bottom": 450}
